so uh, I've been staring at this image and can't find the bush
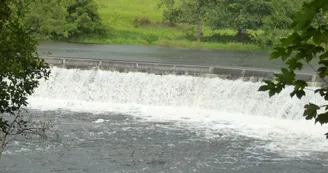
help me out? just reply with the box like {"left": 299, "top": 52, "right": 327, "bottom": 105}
{"left": 23, "top": 0, "right": 108, "bottom": 40}
{"left": 251, "top": 29, "right": 291, "bottom": 47}
{"left": 66, "top": 0, "right": 108, "bottom": 39}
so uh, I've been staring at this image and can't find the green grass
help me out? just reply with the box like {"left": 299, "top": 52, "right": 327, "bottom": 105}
{"left": 74, "top": 0, "right": 263, "bottom": 51}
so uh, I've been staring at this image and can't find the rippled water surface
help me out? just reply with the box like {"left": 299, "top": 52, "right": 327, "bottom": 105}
{"left": 1, "top": 110, "right": 327, "bottom": 173}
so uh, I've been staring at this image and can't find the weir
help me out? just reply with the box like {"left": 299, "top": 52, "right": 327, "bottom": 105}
{"left": 20, "top": 56, "right": 328, "bottom": 172}
{"left": 30, "top": 67, "right": 324, "bottom": 121}
{"left": 42, "top": 56, "right": 321, "bottom": 84}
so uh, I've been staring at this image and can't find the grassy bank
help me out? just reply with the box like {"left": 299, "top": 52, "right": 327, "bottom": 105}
{"left": 74, "top": 0, "right": 263, "bottom": 51}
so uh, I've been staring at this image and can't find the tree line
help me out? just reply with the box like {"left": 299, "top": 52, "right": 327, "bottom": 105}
{"left": 14, "top": 0, "right": 328, "bottom": 48}
{"left": 159, "top": 0, "right": 324, "bottom": 46}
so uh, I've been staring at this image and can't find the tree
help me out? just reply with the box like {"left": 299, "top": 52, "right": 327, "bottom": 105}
{"left": 66, "top": 0, "right": 107, "bottom": 39}
{"left": 0, "top": 0, "right": 51, "bottom": 158}
{"left": 19, "top": 0, "right": 107, "bottom": 40}
{"left": 206, "top": 0, "right": 310, "bottom": 45}
{"left": 159, "top": 0, "right": 307, "bottom": 44}
{"left": 159, "top": 0, "right": 218, "bottom": 40}
{"left": 24, "top": 0, "right": 72, "bottom": 39}
{"left": 258, "top": 0, "right": 328, "bottom": 138}
{"left": 254, "top": 0, "right": 307, "bottom": 46}
{"left": 208, "top": 0, "right": 272, "bottom": 36}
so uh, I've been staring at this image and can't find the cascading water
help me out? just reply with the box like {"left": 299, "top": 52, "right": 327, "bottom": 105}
{"left": 30, "top": 67, "right": 319, "bottom": 120}
{"left": 27, "top": 67, "right": 328, "bottom": 154}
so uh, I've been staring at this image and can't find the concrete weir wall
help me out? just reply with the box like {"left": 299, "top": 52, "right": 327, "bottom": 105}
{"left": 42, "top": 57, "right": 319, "bottom": 84}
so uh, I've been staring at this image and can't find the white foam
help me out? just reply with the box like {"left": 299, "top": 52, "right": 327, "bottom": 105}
{"left": 31, "top": 67, "right": 322, "bottom": 120}
{"left": 93, "top": 119, "right": 105, "bottom": 123}
{"left": 27, "top": 67, "right": 328, "bottom": 156}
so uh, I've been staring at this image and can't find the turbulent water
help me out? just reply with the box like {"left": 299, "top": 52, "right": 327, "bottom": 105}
{"left": 1, "top": 67, "right": 328, "bottom": 173}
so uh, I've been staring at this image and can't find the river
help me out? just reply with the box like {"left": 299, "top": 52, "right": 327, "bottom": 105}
{"left": 1, "top": 67, "right": 328, "bottom": 172}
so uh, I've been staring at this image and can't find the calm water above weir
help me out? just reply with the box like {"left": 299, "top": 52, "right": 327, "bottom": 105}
{"left": 37, "top": 41, "right": 317, "bottom": 73}
{"left": 1, "top": 68, "right": 328, "bottom": 172}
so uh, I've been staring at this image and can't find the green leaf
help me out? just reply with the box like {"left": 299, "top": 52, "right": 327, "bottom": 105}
{"left": 290, "top": 89, "right": 306, "bottom": 99}
{"left": 295, "top": 80, "right": 308, "bottom": 88}
{"left": 258, "top": 85, "right": 270, "bottom": 92}
{"left": 286, "top": 58, "right": 303, "bottom": 70}
{"left": 319, "top": 51, "right": 328, "bottom": 59}
{"left": 270, "top": 51, "right": 279, "bottom": 60}
{"left": 319, "top": 60, "right": 328, "bottom": 66}
{"left": 296, "top": 90, "right": 306, "bottom": 99}
{"left": 303, "top": 103, "right": 320, "bottom": 120}
{"left": 303, "top": 27, "right": 317, "bottom": 40}
{"left": 313, "top": 46, "right": 325, "bottom": 53}
{"left": 317, "top": 67, "right": 328, "bottom": 78}
{"left": 282, "top": 33, "right": 302, "bottom": 46}
{"left": 315, "top": 113, "right": 328, "bottom": 125}
{"left": 269, "top": 90, "right": 275, "bottom": 97}
{"left": 280, "top": 68, "right": 295, "bottom": 84}
{"left": 263, "top": 80, "right": 275, "bottom": 86}
{"left": 313, "top": 30, "right": 322, "bottom": 44}
{"left": 315, "top": 88, "right": 328, "bottom": 99}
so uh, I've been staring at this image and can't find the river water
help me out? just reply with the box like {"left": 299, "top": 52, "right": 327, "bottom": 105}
{"left": 38, "top": 41, "right": 318, "bottom": 73}
{"left": 1, "top": 67, "right": 328, "bottom": 172}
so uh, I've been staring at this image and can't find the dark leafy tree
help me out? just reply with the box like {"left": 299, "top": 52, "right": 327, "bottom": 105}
{"left": 24, "top": 0, "right": 72, "bottom": 39}
{"left": 66, "top": 0, "right": 107, "bottom": 39}
{"left": 0, "top": 0, "right": 51, "bottom": 158}
{"left": 19, "top": 0, "right": 107, "bottom": 40}
{"left": 258, "top": 0, "right": 328, "bottom": 138}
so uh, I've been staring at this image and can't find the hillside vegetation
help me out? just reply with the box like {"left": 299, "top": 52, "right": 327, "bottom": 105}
{"left": 78, "top": 0, "right": 258, "bottom": 50}
{"left": 19, "top": 0, "right": 319, "bottom": 51}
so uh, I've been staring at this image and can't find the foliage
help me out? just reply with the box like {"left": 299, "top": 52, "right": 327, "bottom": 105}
{"left": 66, "top": 0, "right": 107, "bottom": 38}
{"left": 0, "top": 0, "right": 51, "bottom": 157}
{"left": 160, "top": 0, "right": 277, "bottom": 33}
{"left": 82, "top": 0, "right": 262, "bottom": 50}
{"left": 24, "top": 0, "right": 71, "bottom": 39}
{"left": 208, "top": 0, "right": 309, "bottom": 45}
{"left": 22, "top": 0, "right": 107, "bottom": 40}
{"left": 158, "top": 0, "right": 219, "bottom": 39}
{"left": 159, "top": 0, "right": 215, "bottom": 24}
{"left": 158, "top": 0, "right": 309, "bottom": 45}
{"left": 256, "top": 0, "right": 307, "bottom": 46}
{"left": 263, "top": 0, "right": 306, "bottom": 29}
{"left": 208, "top": 0, "right": 272, "bottom": 32}
{"left": 258, "top": 0, "right": 328, "bottom": 138}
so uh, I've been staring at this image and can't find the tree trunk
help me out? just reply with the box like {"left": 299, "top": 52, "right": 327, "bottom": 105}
{"left": 197, "top": 8, "right": 202, "bottom": 41}
{"left": 237, "top": 28, "right": 247, "bottom": 42}
{"left": 197, "top": 18, "right": 202, "bottom": 41}
{"left": 0, "top": 148, "right": 3, "bottom": 160}
{"left": 0, "top": 142, "right": 5, "bottom": 160}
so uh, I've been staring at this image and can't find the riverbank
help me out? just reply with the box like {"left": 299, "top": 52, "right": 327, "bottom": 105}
{"left": 70, "top": 0, "right": 265, "bottom": 51}
{"left": 73, "top": 38, "right": 262, "bottom": 51}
